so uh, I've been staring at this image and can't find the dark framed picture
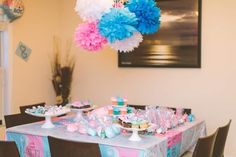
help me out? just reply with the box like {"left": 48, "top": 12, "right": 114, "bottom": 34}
{"left": 118, "top": 0, "right": 201, "bottom": 68}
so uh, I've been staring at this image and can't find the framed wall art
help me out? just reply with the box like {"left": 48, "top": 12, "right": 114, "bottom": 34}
{"left": 118, "top": 0, "right": 201, "bottom": 68}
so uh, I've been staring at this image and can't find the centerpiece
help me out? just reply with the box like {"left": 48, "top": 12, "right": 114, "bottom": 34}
{"left": 51, "top": 37, "right": 75, "bottom": 106}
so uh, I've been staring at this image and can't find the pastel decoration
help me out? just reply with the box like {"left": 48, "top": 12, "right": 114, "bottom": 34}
{"left": 113, "top": 107, "right": 120, "bottom": 115}
{"left": 109, "top": 32, "right": 143, "bottom": 52}
{"left": 125, "top": 0, "right": 161, "bottom": 34}
{"left": 188, "top": 114, "right": 194, "bottom": 122}
{"left": 105, "top": 127, "right": 116, "bottom": 138}
{"left": 78, "top": 126, "right": 88, "bottom": 134}
{"left": 111, "top": 124, "right": 121, "bottom": 135}
{"left": 89, "top": 120, "right": 97, "bottom": 128}
{"left": 74, "top": 21, "right": 107, "bottom": 51}
{"left": 1, "top": 0, "right": 24, "bottom": 22}
{"left": 67, "top": 124, "right": 78, "bottom": 132}
{"left": 182, "top": 114, "right": 188, "bottom": 121}
{"left": 98, "top": 8, "right": 138, "bottom": 43}
{"left": 88, "top": 128, "right": 97, "bottom": 136}
{"left": 15, "top": 41, "right": 32, "bottom": 62}
{"left": 127, "top": 107, "right": 132, "bottom": 114}
{"left": 74, "top": 0, "right": 113, "bottom": 21}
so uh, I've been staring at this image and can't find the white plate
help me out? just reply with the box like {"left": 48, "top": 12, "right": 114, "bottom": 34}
{"left": 116, "top": 124, "right": 150, "bottom": 131}
{"left": 25, "top": 108, "right": 71, "bottom": 117}
{"left": 115, "top": 124, "right": 151, "bottom": 141}
{"left": 70, "top": 106, "right": 95, "bottom": 112}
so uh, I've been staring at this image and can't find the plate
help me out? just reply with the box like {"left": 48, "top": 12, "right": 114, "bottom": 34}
{"left": 25, "top": 108, "right": 71, "bottom": 117}
{"left": 115, "top": 124, "right": 151, "bottom": 141}
{"left": 70, "top": 106, "right": 95, "bottom": 112}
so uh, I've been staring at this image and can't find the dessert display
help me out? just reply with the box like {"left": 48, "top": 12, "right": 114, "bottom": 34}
{"left": 111, "top": 96, "right": 128, "bottom": 106}
{"left": 108, "top": 96, "right": 132, "bottom": 115}
{"left": 25, "top": 105, "right": 70, "bottom": 117}
{"left": 70, "top": 100, "right": 92, "bottom": 109}
{"left": 25, "top": 105, "right": 71, "bottom": 129}
{"left": 118, "top": 114, "right": 150, "bottom": 129}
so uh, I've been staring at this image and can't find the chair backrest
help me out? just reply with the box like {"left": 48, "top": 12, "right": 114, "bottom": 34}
{"left": 4, "top": 113, "right": 43, "bottom": 128}
{"left": 19, "top": 102, "right": 46, "bottom": 114}
{"left": 192, "top": 129, "right": 218, "bottom": 157}
{"left": 0, "top": 141, "right": 20, "bottom": 157}
{"left": 48, "top": 136, "right": 101, "bottom": 157}
{"left": 212, "top": 120, "right": 232, "bottom": 157}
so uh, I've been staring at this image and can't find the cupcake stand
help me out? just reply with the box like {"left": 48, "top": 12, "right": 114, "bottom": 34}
{"left": 71, "top": 106, "right": 94, "bottom": 121}
{"left": 117, "top": 124, "right": 150, "bottom": 141}
{"left": 25, "top": 109, "right": 70, "bottom": 129}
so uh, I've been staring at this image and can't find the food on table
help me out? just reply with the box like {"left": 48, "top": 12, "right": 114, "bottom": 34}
{"left": 118, "top": 114, "right": 149, "bottom": 129}
{"left": 108, "top": 96, "right": 133, "bottom": 116}
{"left": 70, "top": 100, "right": 92, "bottom": 109}
{"left": 25, "top": 105, "right": 70, "bottom": 116}
{"left": 111, "top": 96, "right": 127, "bottom": 106}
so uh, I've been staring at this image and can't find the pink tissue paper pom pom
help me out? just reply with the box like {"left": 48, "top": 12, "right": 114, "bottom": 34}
{"left": 74, "top": 21, "right": 107, "bottom": 52}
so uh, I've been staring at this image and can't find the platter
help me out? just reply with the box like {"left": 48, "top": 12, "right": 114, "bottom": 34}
{"left": 116, "top": 124, "right": 151, "bottom": 141}
{"left": 25, "top": 107, "right": 71, "bottom": 129}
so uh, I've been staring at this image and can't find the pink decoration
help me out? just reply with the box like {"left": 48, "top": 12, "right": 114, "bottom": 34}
{"left": 74, "top": 21, "right": 107, "bottom": 51}
{"left": 78, "top": 125, "right": 88, "bottom": 134}
{"left": 25, "top": 135, "right": 44, "bottom": 157}
{"left": 67, "top": 124, "right": 78, "bottom": 132}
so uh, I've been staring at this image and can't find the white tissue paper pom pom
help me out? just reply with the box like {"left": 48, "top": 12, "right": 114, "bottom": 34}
{"left": 109, "top": 32, "right": 143, "bottom": 53}
{"left": 75, "top": 0, "right": 113, "bottom": 21}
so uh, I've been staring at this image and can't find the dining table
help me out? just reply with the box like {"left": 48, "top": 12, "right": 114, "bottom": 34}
{"left": 6, "top": 115, "right": 206, "bottom": 157}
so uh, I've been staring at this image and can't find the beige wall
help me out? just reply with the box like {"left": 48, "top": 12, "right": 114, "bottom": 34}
{"left": 62, "top": 0, "right": 236, "bottom": 156}
{"left": 10, "top": 0, "right": 62, "bottom": 113}
{"left": 9, "top": 0, "right": 236, "bottom": 156}
{"left": 0, "top": 68, "right": 2, "bottom": 119}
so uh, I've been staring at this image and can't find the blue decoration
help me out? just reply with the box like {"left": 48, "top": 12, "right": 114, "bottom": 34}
{"left": 98, "top": 8, "right": 138, "bottom": 43}
{"left": 125, "top": 0, "right": 161, "bottom": 34}
{"left": 188, "top": 114, "right": 194, "bottom": 122}
{"left": 15, "top": 41, "right": 32, "bottom": 62}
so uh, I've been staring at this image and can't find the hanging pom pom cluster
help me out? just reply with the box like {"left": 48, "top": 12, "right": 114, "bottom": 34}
{"left": 74, "top": 0, "right": 161, "bottom": 53}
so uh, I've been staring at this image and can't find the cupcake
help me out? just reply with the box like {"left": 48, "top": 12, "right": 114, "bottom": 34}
{"left": 120, "top": 108, "right": 127, "bottom": 115}
{"left": 111, "top": 97, "right": 118, "bottom": 105}
{"left": 140, "top": 121, "right": 149, "bottom": 129}
{"left": 107, "top": 106, "right": 113, "bottom": 115}
{"left": 113, "top": 107, "right": 120, "bottom": 115}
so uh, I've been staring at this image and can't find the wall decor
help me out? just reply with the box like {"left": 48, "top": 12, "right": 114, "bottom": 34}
{"left": 15, "top": 42, "right": 31, "bottom": 62}
{"left": 0, "top": 0, "right": 24, "bottom": 22}
{"left": 74, "top": 0, "right": 161, "bottom": 53}
{"left": 118, "top": 0, "right": 201, "bottom": 68}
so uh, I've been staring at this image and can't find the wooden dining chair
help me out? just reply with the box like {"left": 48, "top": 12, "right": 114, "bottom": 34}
{"left": 19, "top": 102, "right": 46, "bottom": 115}
{"left": 212, "top": 120, "right": 232, "bottom": 157}
{"left": 0, "top": 141, "right": 20, "bottom": 157}
{"left": 48, "top": 136, "right": 101, "bottom": 157}
{"left": 4, "top": 113, "right": 43, "bottom": 128}
{"left": 192, "top": 129, "right": 218, "bottom": 157}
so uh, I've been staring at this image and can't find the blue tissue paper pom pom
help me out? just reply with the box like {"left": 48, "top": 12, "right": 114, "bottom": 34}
{"left": 125, "top": 0, "right": 161, "bottom": 34}
{"left": 98, "top": 8, "right": 138, "bottom": 43}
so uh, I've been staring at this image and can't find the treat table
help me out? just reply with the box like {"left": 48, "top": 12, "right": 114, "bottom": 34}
{"left": 6, "top": 116, "right": 206, "bottom": 157}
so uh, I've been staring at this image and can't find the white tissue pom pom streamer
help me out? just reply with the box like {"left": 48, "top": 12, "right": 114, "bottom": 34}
{"left": 109, "top": 32, "right": 143, "bottom": 52}
{"left": 75, "top": 0, "right": 113, "bottom": 21}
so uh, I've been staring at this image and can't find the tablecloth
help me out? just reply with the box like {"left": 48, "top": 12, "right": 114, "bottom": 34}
{"left": 6, "top": 117, "right": 206, "bottom": 157}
